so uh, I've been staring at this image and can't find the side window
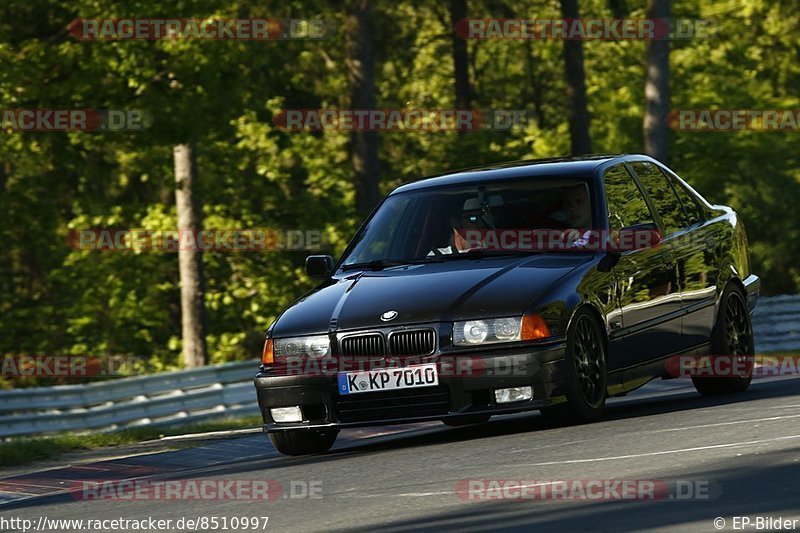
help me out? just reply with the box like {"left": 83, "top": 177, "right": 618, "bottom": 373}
{"left": 630, "top": 161, "right": 687, "bottom": 235}
{"left": 661, "top": 169, "right": 705, "bottom": 225}
{"left": 603, "top": 164, "right": 654, "bottom": 231}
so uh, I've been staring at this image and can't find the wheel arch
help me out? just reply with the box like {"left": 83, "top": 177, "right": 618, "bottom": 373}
{"left": 565, "top": 302, "right": 610, "bottom": 357}
{"left": 712, "top": 277, "right": 747, "bottom": 333}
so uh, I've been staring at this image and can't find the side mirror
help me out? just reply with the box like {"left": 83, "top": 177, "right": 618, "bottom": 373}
{"left": 598, "top": 251, "right": 621, "bottom": 272}
{"left": 306, "top": 255, "right": 333, "bottom": 279}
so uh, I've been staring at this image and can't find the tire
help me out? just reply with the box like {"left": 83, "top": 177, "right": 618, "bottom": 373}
{"left": 540, "top": 309, "right": 607, "bottom": 423}
{"left": 268, "top": 429, "right": 338, "bottom": 456}
{"left": 692, "top": 285, "right": 754, "bottom": 396}
{"left": 442, "top": 415, "right": 491, "bottom": 427}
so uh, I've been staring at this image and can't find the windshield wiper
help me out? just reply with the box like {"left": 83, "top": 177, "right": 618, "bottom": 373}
{"left": 340, "top": 259, "right": 429, "bottom": 271}
{"left": 340, "top": 250, "right": 540, "bottom": 270}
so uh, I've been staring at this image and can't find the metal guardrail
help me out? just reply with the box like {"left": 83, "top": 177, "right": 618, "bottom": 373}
{"left": 0, "top": 360, "right": 260, "bottom": 438}
{"left": 752, "top": 295, "right": 800, "bottom": 353}
{"left": 0, "top": 360, "right": 255, "bottom": 414}
{"left": 0, "top": 294, "right": 796, "bottom": 438}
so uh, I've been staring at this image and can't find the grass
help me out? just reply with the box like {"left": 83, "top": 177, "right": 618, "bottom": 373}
{"left": 758, "top": 350, "right": 800, "bottom": 357}
{"left": 756, "top": 351, "right": 800, "bottom": 364}
{"left": 0, "top": 415, "right": 263, "bottom": 469}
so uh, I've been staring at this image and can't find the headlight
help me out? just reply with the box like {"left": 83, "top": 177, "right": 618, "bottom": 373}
{"left": 273, "top": 335, "right": 331, "bottom": 359}
{"left": 461, "top": 320, "right": 489, "bottom": 343}
{"left": 453, "top": 314, "right": 551, "bottom": 346}
{"left": 493, "top": 317, "right": 520, "bottom": 340}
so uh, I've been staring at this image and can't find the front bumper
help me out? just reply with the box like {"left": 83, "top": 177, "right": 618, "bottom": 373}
{"left": 254, "top": 342, "right": 566, "bottom": 432}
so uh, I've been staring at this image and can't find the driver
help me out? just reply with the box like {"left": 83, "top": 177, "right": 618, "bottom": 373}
{"left": 429, "top": 211, "right": 489, "bottom": 256}
{"left": 559, "top": 185, "right": 593, "bottom": 249}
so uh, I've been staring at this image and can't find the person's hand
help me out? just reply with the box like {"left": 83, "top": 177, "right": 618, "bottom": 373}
{"left": 561, "top": 228, "right": 590, "bottom": 249}
{"left": 453, "top": 227, "right": 469, "bottom": 252}
{"left": 453, "top": 227, "right": 486, "bottom": 252}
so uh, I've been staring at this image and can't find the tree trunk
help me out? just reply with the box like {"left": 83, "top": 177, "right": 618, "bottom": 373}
{"left": 450, "top": 0, "right": 472, "bottom": 134}
{"left": 346, "top": 0, "right": 380, "bottom": 216}
{"left": 0, "top": 162, "right": 8, "bottom": 192}
{"left": 643, "top": 0, "right": 670, "bottom": 163}
{"left": 559, "top": 0, "right": 592, "bottom": 155}
{"left": 174, "top": 143, "right": 208, "bottom": 368}
{"left": 608, "top": 0, "right": 629, "bottom": 19}
{"left": 525, "top": 40, "right": 545, "bottom": 127}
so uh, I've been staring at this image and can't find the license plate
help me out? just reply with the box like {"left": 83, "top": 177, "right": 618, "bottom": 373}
{"left": 337, "top": 364, "right": 439, "bottom": 395}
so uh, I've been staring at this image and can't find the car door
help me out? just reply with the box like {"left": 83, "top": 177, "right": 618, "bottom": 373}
{"left": 657, "top": 166, "right": 719, "bottom": 346}
{"left": 603, "top": 163, "right": 683, "bottom": 371}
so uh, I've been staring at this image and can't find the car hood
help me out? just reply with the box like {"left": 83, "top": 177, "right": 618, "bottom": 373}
{"left": 271, "top": 255, "right": 591, "bottom": 337}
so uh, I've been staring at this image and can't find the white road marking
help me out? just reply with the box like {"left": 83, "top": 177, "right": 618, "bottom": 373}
{"left": 515, "top": 434, "right": 800, "bottom": 467}
{"left": 394, "top": 491, "right": 456, "bottom": 497}
{"left": 331, "top": 434, "right": 800, "bottom": 499}
{"left": 156, "top": 427, "right": 262, "bottom": 441}
{"left": 647, "top": 413, "right": 800, "bottom": 433}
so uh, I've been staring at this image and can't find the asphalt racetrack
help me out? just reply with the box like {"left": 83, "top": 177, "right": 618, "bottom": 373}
{"left": 2, "top": 376, "right": 799, "bottom": 532}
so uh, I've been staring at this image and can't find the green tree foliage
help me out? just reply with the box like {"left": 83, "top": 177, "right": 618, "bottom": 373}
{"left": 0, "top": 0, "right": 797, "bottom": 369}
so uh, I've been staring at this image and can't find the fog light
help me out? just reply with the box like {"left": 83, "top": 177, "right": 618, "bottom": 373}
{"left": 494, "top": 386, "right": 533, "bottom": 404}
{"left": 270, "top": 406, "right": 303, "bottom": 423}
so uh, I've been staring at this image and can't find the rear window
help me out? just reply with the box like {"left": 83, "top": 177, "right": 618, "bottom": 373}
{"left": 630, "top": 162, "right": 687, "bottom": 236}
{"left": 603, "top": 164, "right": 653, "bottom": 231}
{"left": 661, "top": 168, "right": 707, "bottom": 226}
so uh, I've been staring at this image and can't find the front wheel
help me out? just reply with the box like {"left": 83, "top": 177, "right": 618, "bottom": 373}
{"left": 540, "top": 309, "right": 607, "bottom": 423}
{"left": 268, "top": 429, "right": 338, "bottom": 456}
{"left": 692, "top": 286, "right": 754, "bottom": 396}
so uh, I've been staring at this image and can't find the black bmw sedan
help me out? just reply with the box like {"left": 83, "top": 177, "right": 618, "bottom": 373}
{"left": 254, "top": 154, "right": 760, "bottom": 455}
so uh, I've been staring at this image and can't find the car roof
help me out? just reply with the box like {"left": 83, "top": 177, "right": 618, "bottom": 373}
{"left": 390, "top": 154, "right": 650, "bottom": 195}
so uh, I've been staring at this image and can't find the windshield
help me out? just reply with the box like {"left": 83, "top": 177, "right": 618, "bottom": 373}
{"left": 340, "top": 178, "right": 594, "bottom": 268}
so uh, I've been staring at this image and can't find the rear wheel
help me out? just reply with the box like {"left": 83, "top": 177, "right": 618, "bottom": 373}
{"left": 268, "top": 429, "right": 338, "bottom": 456}
{"left": 540, "top": 309, "right": 607, "bottom": 423}
{"left": 692, "top": 286, "right": 754, "bottom": 395}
